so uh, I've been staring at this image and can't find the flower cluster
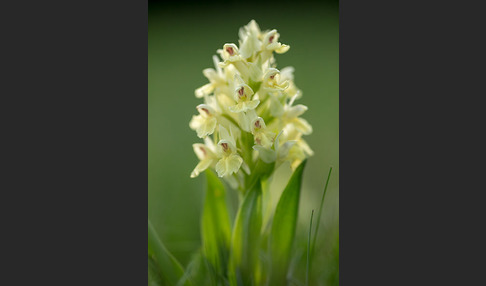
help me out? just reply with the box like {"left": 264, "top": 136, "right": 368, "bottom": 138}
{"left": 190, "top": 20, "right": 313, "bottom": 187}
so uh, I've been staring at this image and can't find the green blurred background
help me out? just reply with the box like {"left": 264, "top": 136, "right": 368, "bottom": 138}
{"left": 149, "top": 0, "right": 338, "bottom": 284}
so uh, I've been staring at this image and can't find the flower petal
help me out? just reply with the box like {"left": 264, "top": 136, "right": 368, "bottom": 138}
{"left": 191, "top": 158, "right": 213, "bottom": 178}
{"left": 277, "top": 140, "right": 296, "bottom": 160}
{"left": 193, "top": 143, "right": 209, "bottom": 160}
{"left": 196, "top": 117, "right": 217, "bottom": 138}
{"left": 229, "top": 100, "right": 259, "bottom": 113}
{"left": 280, "top": 66, "right": 295, "bottom": 81}
{"left": 189, "top": 115, "right": 202, "bottom": 130}
{"left": 293, "top": 118, "right": 313, "bottom": 135}
{"left": 286, "top": 104, "right": 308, "bottom": 118}
{"left": 269, "top": 96, "right": 284, "bottom": 117}
{"left": 275, "top": 44, "right": 290, "bottom": 54}
{"left": 215, "top": 154, "right": 243, "bottom": 177}
{"left": 195, "top": 83, "right": 214, "bottom": 98}
{"left": 253, "top": 145, "right": 277, "bottom": 163}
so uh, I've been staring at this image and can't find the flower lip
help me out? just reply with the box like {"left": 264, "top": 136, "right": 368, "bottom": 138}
{"left": 233, "top": 77, "right": 254, "bottom": 102}
{"left": 264, "top": 68, "right": 280, "bottom": 81}
{"left": 263, "top": 30, "right": 280, "bottom": 46}
{"left": 196, "top": 104, "right": 214, "bottom": 116}
{"left": 218, "top": 138, "right": 234, "bottom": 155}
{"left": 199, "top": 146, "right": 206, "bottom": 156}
{"left": 222, "top": 44, "right": 239, "bottom": 60}
{"left": 250, "top": 117, "right": 267, "bottom": 133}
{"left": 221, "top": 142, "right": 229, "bottom": 151}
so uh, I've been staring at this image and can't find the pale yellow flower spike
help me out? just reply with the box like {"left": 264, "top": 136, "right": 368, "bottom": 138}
{"left": 190, "top": 20, "right": 313, "bottom": 182}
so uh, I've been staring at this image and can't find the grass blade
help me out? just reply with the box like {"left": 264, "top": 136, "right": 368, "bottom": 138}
{"left": 148, "top": 219, "right": 188, "bottom": 286}
{"left": 306, "top": 210, "right": 315, "bottom": 286}
{"left": 148, "top": 256, "right": 163, "bottom": 286}
{"left": 201, "top": 170, "right": 232, "bottom": 282}
{"left": 229, "top": 179, "right": 263, "bottom": 286}
{"left": 268, "top": 160, "right": 307, "bottom": 285}
{"left": 176, "top": 250, "right": 212, "bottom": 286}
{"left": 311, "top": 166, "right": 333, "bottom": 257}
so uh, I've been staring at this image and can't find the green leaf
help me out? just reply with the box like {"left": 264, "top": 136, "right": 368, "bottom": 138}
{"left": 200, "top": 170, "right": 232, "bottom": 282}
{"left": 268, "top": 160, "right": 307, "bottom": 285}
{"left": 229, "top": 180, "right": 263, "bottom": 286}
{"left": 148, "top": 220, "right": 188, "bottom": 286}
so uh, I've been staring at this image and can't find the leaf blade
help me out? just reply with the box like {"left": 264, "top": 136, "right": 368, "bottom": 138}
{"left": 268, "top": 160, "right": 307, "bottom": 285}
{"left": 148, "top": 219, "right": 187, "bottom": 286}
{"left": 200, "top": 170, "right": 232, "bottom": 282}
{"left": 229, "top": 180, "right": 263, "bottom": 286}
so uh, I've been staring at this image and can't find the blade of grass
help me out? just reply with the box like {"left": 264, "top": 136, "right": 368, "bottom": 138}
{"left": 148, "top": 256, "right": 163, "bottom": 286}
{"left": 268, "top": 160, "right": 307, "bottom": 286}
{"left": 176, "top": 249, "right": 212, "bottom": 286}
{"left": 201, "top": 170, "right": 232, "bottom": 281}
{"left": 311, "top": 166, "right": 333, "bottom": 259}
{"left": 306, "top": 210, "right": 315, "bottom": 286}
{"left": 228, "top": 179, "right": 263, "bottom": 286}
{"left": 148, "top": 219, "right": 188, "bottom": 286}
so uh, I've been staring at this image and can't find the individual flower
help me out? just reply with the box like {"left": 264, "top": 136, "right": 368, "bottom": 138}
{"left": 218, "top": 44, "right": 250, "bottom": 79}
{"left": 238, "top": 20, "right": 262, "bottom": 60}
{"left": 215, "top": 125, "right": 243, "bottom": 177}
{"left": 281, "top": 94, "right": 313, "bottom": 135}
{"left": 261, "top": 68, "right": 290, "bottom": 116}
{"left": 191, "top": 137, "right": 219, "bottom": 178}
{"left": 279, "top": 66, "right": 302, "bottom": 100}
{"left": 228, "top": 74, "right": 260, "bottom": 113}
{"left": 260, "top": 29, "right": 290, "bottom": 63}
{"left": 195, "top": 56, "right": 228, "bottom": 98}
{"left": 252, "top": 130, "right": 295, "bottom": 165}
{"left": 250, "top": 117, "right": 275, "bottom": 148}
{"left": 262, "top": 29, "right": 290, "bottom": 54}
{"left": 189, "top": 104, "right": 218, "bottom": 138}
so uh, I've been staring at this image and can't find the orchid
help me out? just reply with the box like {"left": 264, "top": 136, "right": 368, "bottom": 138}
{"left": 189, "top": 20, "right": 313, "bottom": 181}
{"left": 150, "top": 18, "right": 337, "bottom": 286}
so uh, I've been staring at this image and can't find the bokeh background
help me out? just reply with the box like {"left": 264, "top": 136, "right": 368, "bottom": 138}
{"left": 149, "top": 0, "right": 338, "bottom": 284}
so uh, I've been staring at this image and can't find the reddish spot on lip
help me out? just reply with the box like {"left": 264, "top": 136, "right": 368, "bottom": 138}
{"left": 269, "top": 74, "right": 275, "bottom": 80}
{"left": 238, "top": 87, "right": 244, "bottom": 96}
{"left": 199, "top": 147, "right": 206, "bottom": 155}
{"left": 255, "top": 120, "right": 261, "bottom": 128}
{"left": 199, "top": 107, "right": 210, "bottom": 114}
{"left": 269, "top": 36, "right": 274, "bottom": 43}
{"left": 221, "top": 142, "right": 228, "bottom": 151}
{"left": 226, "top": 47, "right": 234, "bottom": 56}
